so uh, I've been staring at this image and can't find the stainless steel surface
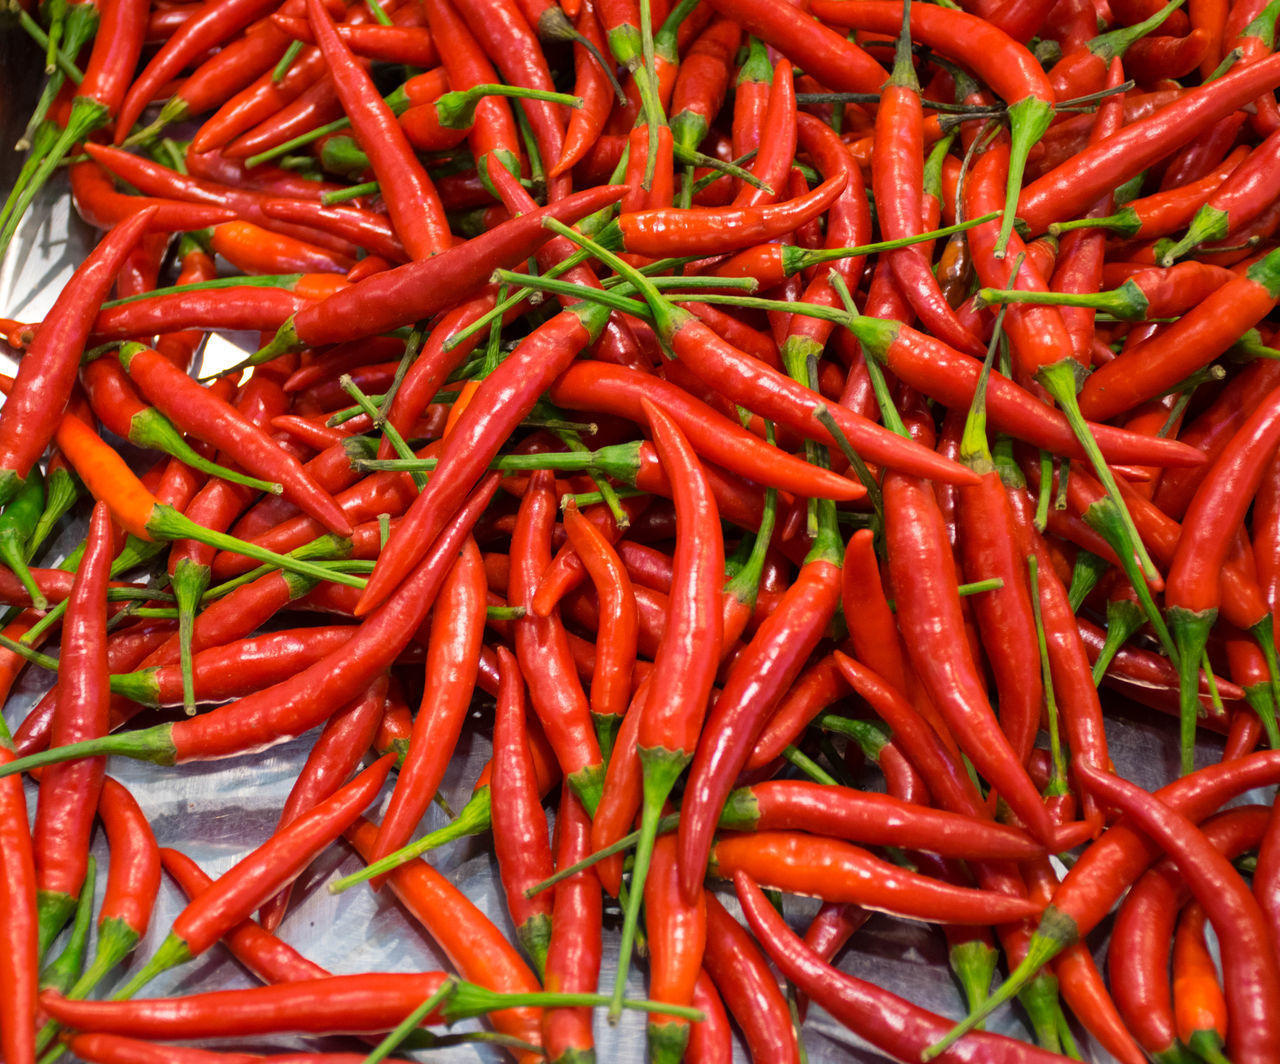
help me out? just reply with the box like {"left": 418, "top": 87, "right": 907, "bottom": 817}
{"left": 1, "top": 26, "right": 1271, "bottom": 1064}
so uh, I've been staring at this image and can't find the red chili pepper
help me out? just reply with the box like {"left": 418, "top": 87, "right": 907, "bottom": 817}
{"left": 32, "top": 501, "right": 113, "bottom": 955}
{"left": 257, "top": 675, "right": 387, "bottom": 931}
{"left": 117, "top": 343, "right": 352, "bottom": 536}
{"left": 114, "top": 0, "right": 280, "bottom": 144}
{"left": 540, "top": 788, "right": 601, "bottom": 1064}
{"left": 491, "top": 645, "right": 556, "bottom": 977}
{"left": 1076, "top": 760, "right": 1280, "bottom": 1063}
{"left": 110, "top": 754, "right": 395, "bottom": 998}
{"left": 1173, "top": 900, "right": 1232, "bottom": 1062}
{"left": 0, "top": 711, "right": 36, "bottom": 1064}
{"left": 0, "top": 208, "right": 153, "bottom": 507}
{"left": 734, "top": 871, "right": 1067, "bottom": 1063}
{"left": 369, "top": 539, "right": 485, "bottom": 871}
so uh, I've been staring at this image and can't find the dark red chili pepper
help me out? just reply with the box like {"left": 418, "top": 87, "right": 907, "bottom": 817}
{"left": 32, "top": 501, "right": 113, "bottom": 956}
{"left": 943, "top": 750, "right": 1280, "bottom": 1045}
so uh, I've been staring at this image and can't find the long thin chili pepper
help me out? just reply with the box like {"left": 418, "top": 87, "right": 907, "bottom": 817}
{"left": 111, "top": 753, "right": 395, "bottom": 999}
{"left": 541, "top": 788, "right": 601, "bottom": 1064}
{"left": 608, "top": 397, "right": 723, "bottom": 1020}
{"left": 0, "top": 710, "right": 36, "bottom": 1064}
{"left": 0, "top": 208, "right": 153, "bottom": 508}
{"left": 257, "top": 675, "right": 387, "bottom": 931}
{"left": 491, "top": 645, "right": 555, "bottom": 978}
{"left": 368, "top": 538, "right": 485, "bottom": 871}
{"left": 32, "top": 501, "right": 113, "bottom": 956}
{"left": 1073, "top": 760, "right": 1280, "bottom": 1063}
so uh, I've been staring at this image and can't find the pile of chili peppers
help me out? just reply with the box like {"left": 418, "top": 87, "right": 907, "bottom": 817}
{"left": 5, "top": 0, "right": 1280, "bottom": 1058}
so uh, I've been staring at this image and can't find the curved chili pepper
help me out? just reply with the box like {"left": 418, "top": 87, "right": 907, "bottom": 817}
{"left": 1109, "top": 804, "right": 1267, "bottom": 1061}
{"left": 0, "top": 475, "right": 499, "bottom": 776}
{"left": 734, "top": 871, "right": 1067, "bottom": 1063}
{"left": 271, "top": 15, "right": 439, "bottom": 66}
{"left": 941, "top": 750, "right": 1280, "bottom": 1046}
{"left": 0, "top": 208, "right": 152, "bottom": 508}
{"left": 1165, "top": 380, "right": 1280, "bottom": 772}
{"left": 32, "top": 501, "right": 113, "bottom": 956}
{"left": 369, "top": 538, "right": 485, "bottom": 870}
{"left": 1075, "top": 761, "right": 1280, "bottom": 1064}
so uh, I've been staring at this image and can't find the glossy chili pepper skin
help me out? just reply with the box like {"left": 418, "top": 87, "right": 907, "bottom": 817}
{"left": 1077, "top": 760, "right": 1280, "bottom": 1063}
{"left": 370, "top": 539, "right": 485, "bottom": 869}
{"left": 0, "top": 712, "right": 36, "bottom": 1064}
{"left": 884, "top": 471, "right": 1055, "bottom": 846}
{"left": 33, "top": 501, "right": 114, "bottom": 956}
{"left": 0, "top": 208, "right": 154, "bottom": 507}
{"left": 541, "top": 788, "right": 601, "bottom": 1064}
